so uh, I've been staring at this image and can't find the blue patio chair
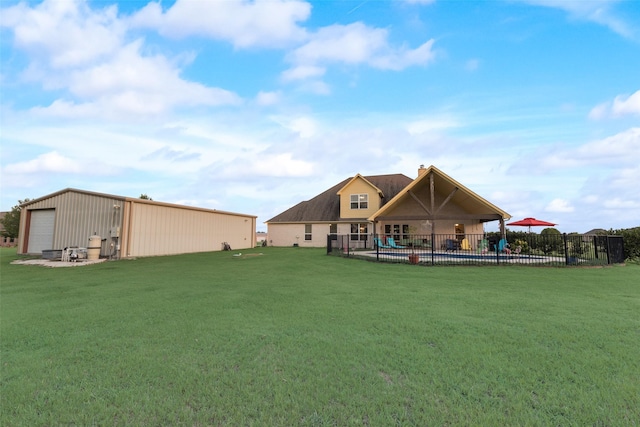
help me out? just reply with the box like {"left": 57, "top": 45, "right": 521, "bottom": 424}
{"left": 374, "top": 237, "right": 392, "bottom": 249}
{"left": 498, "top": 238, "right": 511, "bottom": 254}
{"left": 387, "top": 237, "right": 406, "bottom": 249}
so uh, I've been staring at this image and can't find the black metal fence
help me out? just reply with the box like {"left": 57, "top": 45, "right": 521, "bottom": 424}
{"left": 327, "top": 233, "right": 625, "bottom": 266}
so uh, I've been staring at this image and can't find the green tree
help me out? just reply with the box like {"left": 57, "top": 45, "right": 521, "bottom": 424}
{"left": 0, "top": 199, "right": 30, "bottom": 238}
{"left": 139, "top": 194, "right": 153, "bottom": 201}
{"left": 541, "top": 227, "right": 560, "bottom": 235}
{"left": 540, "top": 227, "right": 561, "bottom": 254}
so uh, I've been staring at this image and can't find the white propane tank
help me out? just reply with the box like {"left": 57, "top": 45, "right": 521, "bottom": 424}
{"left": 87, "top": 234, "right": 101, "bottom": 260}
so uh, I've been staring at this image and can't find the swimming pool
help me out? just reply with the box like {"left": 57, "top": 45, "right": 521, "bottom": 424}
{"left": 373, "top": 251, "right": 545, "bottom": 261}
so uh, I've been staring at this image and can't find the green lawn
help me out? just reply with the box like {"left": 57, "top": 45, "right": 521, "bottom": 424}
{"left": 1, "top": 247, "right": 639, "bottom": 426}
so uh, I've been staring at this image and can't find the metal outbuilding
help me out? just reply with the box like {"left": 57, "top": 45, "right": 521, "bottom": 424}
{"left": 18, "top": 188, "right": 256, "bottom": 258}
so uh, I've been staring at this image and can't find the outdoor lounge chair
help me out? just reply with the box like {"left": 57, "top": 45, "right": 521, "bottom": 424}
{"left": 477, "top": 239, "right": 489, "bottom": 254}
{"left": 498, "top": 238, "right": 511, "bottom": 254}
{"left": 374, "top": 237, "right": 392, "bottom": 249}
{"left": 460, "top": 238, "right": 471, "bottom": 251}
{"left": 387, "top": 237, "right": 406, "bottom": 249}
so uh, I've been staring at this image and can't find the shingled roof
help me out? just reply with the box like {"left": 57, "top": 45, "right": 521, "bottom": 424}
{"left": 266, "top": 174, "right": 413, "bottom": 223}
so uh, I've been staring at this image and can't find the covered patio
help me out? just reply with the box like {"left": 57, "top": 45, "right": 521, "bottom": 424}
{"left": 367, "top": 166, "right": 511, "bottom": 252}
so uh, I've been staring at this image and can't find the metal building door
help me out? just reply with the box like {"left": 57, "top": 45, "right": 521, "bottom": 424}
{"left": 27, "top": 209, "right": 55, "bottom": 254}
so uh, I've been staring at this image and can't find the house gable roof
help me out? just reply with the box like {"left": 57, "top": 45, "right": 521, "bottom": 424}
{"left": 266, "top": 174, "right": 413, "bottom": 223}
{"left": 336, "top": 174, "right": 384, "bottom": 197}
{"left": 368, "top": 165, "right": 511, "bottom": 222}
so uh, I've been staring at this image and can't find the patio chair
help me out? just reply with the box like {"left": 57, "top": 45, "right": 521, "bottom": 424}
{"left": 477, "top": 239, "right": 489, "bottom": 254}
{"left": 444, "top": 239, "right": 460, "bottom": 251}
{"left": 387, "top": 237, "right": 406, "bottom": 249}
{"left": 374, "top": 237, "right": 392, "bottom": 249}
{"left": 460, "top": 238, "right": 471, "bottom": 251}
{"left": 498, "top": 238, "right": 511, "bottom": 254}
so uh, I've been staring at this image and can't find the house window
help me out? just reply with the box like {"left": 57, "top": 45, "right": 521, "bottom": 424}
{"left": 350, "top": 223, "right": 368, "bottom": 241}
{"left": 385, "top": 223, "right": 409, "bottom": 240}
{"left": 350, "top": 194, "right": 368, "bottom": 209}
{"left": 305, "top": 224, "right": 312, "bottom": 240}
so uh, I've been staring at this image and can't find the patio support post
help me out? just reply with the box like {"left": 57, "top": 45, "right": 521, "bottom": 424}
{"left": 430, "top": 172, "right": 435, "bottom": 234}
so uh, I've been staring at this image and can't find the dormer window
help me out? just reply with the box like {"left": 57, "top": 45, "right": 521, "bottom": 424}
{"left": 350, "top": 194, "right": 368, "bottom": 209}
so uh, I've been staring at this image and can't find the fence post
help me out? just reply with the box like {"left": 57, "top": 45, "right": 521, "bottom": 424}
{"left": 326, "top": 234, "right": 331, "bottom": 255}
{"left": 563, "top": 233, "right": 569, "bottom": 265}
{"left": 431, "top": 232, "right": 435, "bottom": 266}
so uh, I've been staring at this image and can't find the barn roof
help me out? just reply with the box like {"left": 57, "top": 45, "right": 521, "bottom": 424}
{"left": 21, "top": 188, "right": 256, "bottom": 218}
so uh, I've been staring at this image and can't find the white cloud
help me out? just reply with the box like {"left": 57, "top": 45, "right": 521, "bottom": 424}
{"left": 589, "top": 90, "right": 640, "bottom": 119}
{"left": 4, "top": 151, "right": 115, "bottom": 175}
{"left": 519, "top": 0, "right": 636, "bottom": 39}
{"left": 573, "top": 127, "right": 640, "bottom": 163}
{"left": 255, "top": 91, "right": 281, "bottom": 106}
{"left": 2, "top": 1, "right": 242, "bottom": 120}
{"left": 542, "top": 127, "right": 640, "bottom": 169}
{"left": 129, "top": 0, "right": 311, "bottom": 48}
{"left": 202, "top": 152, "right": 315, "bottom": 181}
{"left": 1, "top": 0, "right": 124, "bottom": 69}
{"left": 271, "top": 115, "right": 318, "bottom": 138}
{"left": 407, "top": 116, "right": 459, "bottom": 135}
{"left": 545, "top": 198, "right": 574, "bottom": 213}
{"left": 281, "top": 65, "right": 326, "bottom": 82}
{"left": 63, "top": 40, "right": 241, "bottom": 114}
{"left": 612, "top": 90, "right": 640, "bottom": 116}
{"left": 588, "top": 102, "right": 609, "bottom": 120}
{"left": 283, "top": 22, "right": 436, "bottom": 81}
{"left": 253, "top": 153, "right": 315, "bottom": 177}
{"left": 603, "top": 198, "right": 640, "bottom": 210}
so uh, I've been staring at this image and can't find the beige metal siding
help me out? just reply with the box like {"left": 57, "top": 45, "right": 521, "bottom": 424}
{"left": 19, "top": 189, "right": 255, "bottom": 258}
{"left": 125, "top": 201, "right": 254, "bottom": 257}
{"left": 19, "top": 192, "right": 124, "bottom": 254}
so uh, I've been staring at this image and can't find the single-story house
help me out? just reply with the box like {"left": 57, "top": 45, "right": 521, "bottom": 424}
{"left": 266, "top": 165, "right": 511, "bottom": 249}
{"left": 18, "top": 188, "right": 256, "bottom": 258}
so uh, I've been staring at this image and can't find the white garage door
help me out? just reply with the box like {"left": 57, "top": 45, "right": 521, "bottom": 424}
{"left": 27, "top": 209, "right": 55, "bottom": 254}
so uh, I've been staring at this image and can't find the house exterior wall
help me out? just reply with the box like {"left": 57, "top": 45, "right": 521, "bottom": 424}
{"left": 18, "top": 191, "right": 124, "bottom": 255}
{"left": 267, "top": 222, "right": 333, "bottom": 247}
{"left": 267, "top": 222, "right": 356, "bottom": 248}
{"left": 121, "top": 200, "right": 255, "bottom": 257}
{"left": 338, "top": 178, "right": 381, "bottom": 219}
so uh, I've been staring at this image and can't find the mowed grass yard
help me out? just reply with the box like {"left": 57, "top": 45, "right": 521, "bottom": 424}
{"left": 1, "top": 247, "right": 639, "bottom": 426}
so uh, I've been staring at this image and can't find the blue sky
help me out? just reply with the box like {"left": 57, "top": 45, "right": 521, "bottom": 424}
{"left": 1, "top": 0, "right": 639, "bottom": 233}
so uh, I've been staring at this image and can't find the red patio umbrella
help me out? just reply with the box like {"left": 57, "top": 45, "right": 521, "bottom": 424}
{"left": 506, "top": 217, "right": 556, "bottom": 233}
